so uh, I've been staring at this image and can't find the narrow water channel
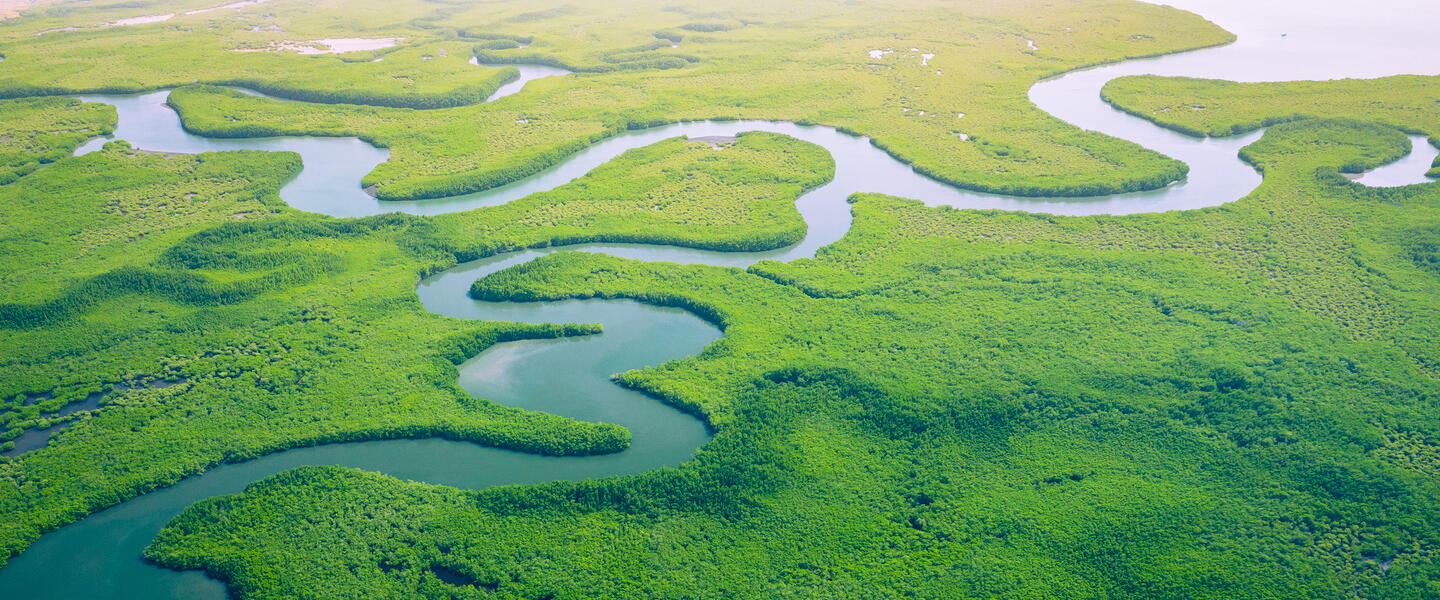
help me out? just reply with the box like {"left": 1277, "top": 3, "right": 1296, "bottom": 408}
{"left": 1, "top": 1, "right": 1437, "bottom": 597}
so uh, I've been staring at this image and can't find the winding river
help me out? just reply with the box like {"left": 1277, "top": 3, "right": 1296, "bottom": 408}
{"left": 2, "top": 1, "right": 1438, "bottom": 597}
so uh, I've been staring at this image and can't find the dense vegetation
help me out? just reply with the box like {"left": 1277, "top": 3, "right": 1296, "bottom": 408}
{"left": 431, "top": 131, "right": 832, "bottom": 255}
{"left": 0, "top": 96, "right": 114, "bottom": 184}
{"left": 1101, "top": 74, "right": 1440, "bottom": 177}
{"left": 146, "top": 118, "right": 1440, "bottom": 599}
{"left": 3, "top": 1, "right": 1439, "bottom": 599}
{"left": 0, "top": 124, "right": 832, "bottom": 567}
{"left": 0, "top": 0, "right": 521, "bottom": 109}
{"left": 80, "top": 0, "right": 1244, "bottom": 201}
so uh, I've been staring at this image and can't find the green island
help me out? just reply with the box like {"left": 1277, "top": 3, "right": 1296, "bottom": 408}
{"left": 0, "top": 0, "right": 1438, "bottom": 599}
{"left": 1101, "top": 75, "right": 1440, "bottom": 143}
{"left": 1101, "top": 75, "right": 1440, "bottom": 177}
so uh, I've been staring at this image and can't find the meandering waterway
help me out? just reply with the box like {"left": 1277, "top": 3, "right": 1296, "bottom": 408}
{"left": 2, "top": 1, "right": 1437, "bottom": 597}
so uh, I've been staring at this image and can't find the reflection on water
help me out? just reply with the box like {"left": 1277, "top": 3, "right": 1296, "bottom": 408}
{"left": 1349, "top": 135, "right": 1440, "bottom": 187}
{"left": 1140, "top": 0, "right": 1440, "bottom": 82}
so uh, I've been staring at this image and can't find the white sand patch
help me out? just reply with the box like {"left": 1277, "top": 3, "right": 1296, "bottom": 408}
{"left": 867, "top": 48, "right": 892, "bottom": 60}
{"left": 106, "top": 14, "right": 173, "bottom": 26}
{"left": 185, "top": 0, "right": 269, "bottom": 16}
{"left": 1025, "top": 38, "right": 1038, "bottom": 50}
{"left": 36, "top": 12, "right": 174, "bottom": 34}
{"left": 921, "top": 52, "right": 934, "bottom": 66}
{"left": 233, "top": 37, "right": 403, "bottom": 54}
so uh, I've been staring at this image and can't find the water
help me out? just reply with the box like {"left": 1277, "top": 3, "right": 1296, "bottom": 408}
{"left": 1349, "top": 135, "right": 1439, "bottom": 187}
{"left": 2, "top": 380, "right": 185, "bottom": 458}
{"left": 68, "top": 98, "right": 1278, "bottom": 219}
{"left": 469, "top": 57, "right": 573, "bottom": 103}
{"left": 0, "top": 260, "right": 717, "bottom": 599}
{"left": 3, "top": 1, "right": 1439, "bottom": 597}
